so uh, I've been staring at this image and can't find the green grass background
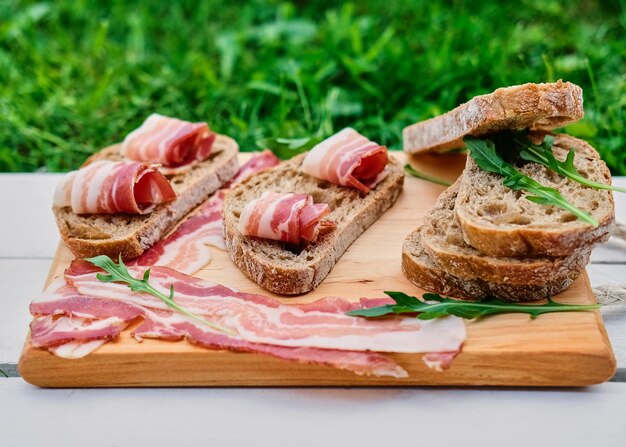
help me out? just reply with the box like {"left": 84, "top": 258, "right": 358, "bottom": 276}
{"left": 1, "top": 0, "right": 625, "bottom": 173}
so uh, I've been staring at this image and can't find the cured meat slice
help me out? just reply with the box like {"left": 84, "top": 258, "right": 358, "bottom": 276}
{"left": 31, "top": 278, "right": 408, "bottom": 377}
{"left": 131, "top": 191, "right": 226, "bottom": 274}
{"left": 53, "top": 160, "right": 176, "bottom": 214}
{"left": 65, "top": 261, "right": 466, "bottom": 355}
{"left": 131, "top": 151, "right": 280, "bottom": 274}
{"left": 120, "top": 114, "right": 215, "bottom": 170}
{"left": 30, "top": 315, "right": 127, "bottom": 350}
{"left": 30, "top": 264, "right": 465, "bottom": 375}
{"left": 239, "top": 191, "right": 333, "bottom": 244}
{"left": 301, "top": 127, "right": 388, "bottom": 193}
{"left": 225, "top": 150, "right": 280, "bottom": 187}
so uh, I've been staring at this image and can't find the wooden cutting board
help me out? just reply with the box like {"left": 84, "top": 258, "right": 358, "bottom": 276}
{"left": 18, "top": 152, "right": 616, "bottom": 387}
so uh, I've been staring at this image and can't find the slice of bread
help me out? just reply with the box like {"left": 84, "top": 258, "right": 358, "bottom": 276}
{"left": 223, "top": 154, "right": 405, "bottom": 295}
{"left": 421, "top": 180, "right": 591, "bottom": 286}
{"left": 402, "top": 228, "right": 582, "bottom": 302}
{"left": 455, "top": 134, "right": 614, "bottom": 257}
{"left": 53, "top": 135, "right": 239, "bottom": 260}
{"left": 403, "top": 81, "right": 583, "bottom": 154}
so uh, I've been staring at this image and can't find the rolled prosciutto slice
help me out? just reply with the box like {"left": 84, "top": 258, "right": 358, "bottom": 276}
{"left": 238, "top": 191, "right": 334, "bottom": 244}
{"left": 120, "top": 113, "right": 216, "bottom": 169}
{"left": 53, "top": 160, "right": 176, "bottom": 215}
{"left": 301, "top": 127, "right": 388, "bottom": 193}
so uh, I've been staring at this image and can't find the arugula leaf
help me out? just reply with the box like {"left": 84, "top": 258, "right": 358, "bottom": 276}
{"left": 86, "top": 255, "right": 236, "bottom": 336}
{"left": 464, "top": 137, "right": 599, "bottom": 227}
{"left": 346, "top": 291, "right": 601, "bottom": 320}
{"left": 518, "top": 136, "right": 626, "bottom": 193}
{"left": 404, "top": 164, "right": 452, "bottom": 186}
{"left": 256, "top": 136, "right": 321, "bottom": 159}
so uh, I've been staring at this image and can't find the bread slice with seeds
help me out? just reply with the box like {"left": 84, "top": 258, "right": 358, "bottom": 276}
{"left": 455, "top": 134, "right": 614, "bottom": 257}
{"left": 223, "top": 154, "right": 404, "bottom": 295}
{"left": 53, "top": 135, "right": 239, "bottom": 260}
{"left": 403, "top": 81, "right": 583, "bottom": 154}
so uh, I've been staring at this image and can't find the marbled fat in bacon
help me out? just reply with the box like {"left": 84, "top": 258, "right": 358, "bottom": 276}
{"left": 53, "top": 160, "right": 176, "bottom": 214}
{"left": 31, "top": 276, "right": 408, "bottom": 377}
{"left": 30, "top": 264, "right": 465, "bottom": 375}
{"left": 131, "top": 191, "right": 227, "bottom": 274}
{"left": 65, "top": 261, "right": 466, "bottom": 354}
{"left": 301, "top": 127, "right": 388, "bottom": 193}
{"left": 120, "top": 113, "right": 216, "bottom": 170}
{"left": 131, "top": 151, "right": 280, "bottom": 274}
{"left": 239, "top": 191, "right": 334, "bottom": 244}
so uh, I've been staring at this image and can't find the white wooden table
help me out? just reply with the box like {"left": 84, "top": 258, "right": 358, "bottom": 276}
{"left": 1, "top": 174, "right": 625, "bottom": 446}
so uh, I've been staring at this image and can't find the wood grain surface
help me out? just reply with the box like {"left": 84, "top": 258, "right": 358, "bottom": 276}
{"left": 18, "top": 152, "right": 616, "bottom": 387}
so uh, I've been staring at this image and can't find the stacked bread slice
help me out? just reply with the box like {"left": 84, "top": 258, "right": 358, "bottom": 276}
{"left": 402, "top": 82, "right": 615, "bottom": 301}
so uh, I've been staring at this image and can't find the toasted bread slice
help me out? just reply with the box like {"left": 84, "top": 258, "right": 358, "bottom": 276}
{"left": 53, "top": 135, "right": 239, "bottom": 260}
{"left": 455, "top": 134, "right": 614, "bottom": 257}
{"left": 223, "top": 154, "right": 405, "bottom": 295}
{"left": 421, "top": 180, "right": 591, "bottom": 287}
{"left": 403, "top": 81, "right": 583, "bottom": 154}
{"left": 402, "top": 228, "right": 581, "bottom": 302}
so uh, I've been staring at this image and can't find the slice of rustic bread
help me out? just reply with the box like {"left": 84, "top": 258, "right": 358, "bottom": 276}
{"left": 53, "top": 135, "right": 239, "bottom": 260}
{"left": 402, "top": 228, "right": 582, "bottom": 302}
{"left": 421, "top": 180, "right": 591, "bottom": 286}
{"left": 403, "top": 81, "right": 583, "bottom": 154}
{"left": 223, "top": 154, "right": 405, "bottom": 295}
{"left": 455, "top": 134, "right": 614, "bottom": 257}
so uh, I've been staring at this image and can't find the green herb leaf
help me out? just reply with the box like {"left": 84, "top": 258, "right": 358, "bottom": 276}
{"left": 518, "top": 137, "right": 626, "bottom": 193}
{"left": 404, "top": 164, "right": 452, "bottom": 186}
{"left": 256, "top": 136, "right": 321, "bottom": 159}
{"left": 86, "top": 255, "right": 236, "bottom": 336}
{"left": 464, "top": 137, "right": 599, "bottom": 227}
{"left": 346, "top": 291, "right": 601, "bottom": 320}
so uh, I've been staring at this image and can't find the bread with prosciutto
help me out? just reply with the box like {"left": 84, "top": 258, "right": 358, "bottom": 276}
{"left": 223, "top": 128, "right": 404, "bottom": 295}
{"left": 53, "top": 118, "right": 239, "bottom": 260}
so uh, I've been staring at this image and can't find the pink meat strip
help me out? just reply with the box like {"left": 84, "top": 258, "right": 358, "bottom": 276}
{"left": 239, "top": 191, "right": 333, "bottom": 244}
{"left": 120, "top": 113, "right": 215, "bottom": 170}
{"left": 53, "top": 160, "right": 176, "bottom": 215}
{"left": 225, "top": 150, "right": 280, "bottom": 187}
{"left": 130, "top": 152, "right": 280, "bottom": 274}
{"left": 30, "top": 278, "right": 408, "bottom": 377}
{"left": 301, "top": 128, "right": 388, "bottom": 193}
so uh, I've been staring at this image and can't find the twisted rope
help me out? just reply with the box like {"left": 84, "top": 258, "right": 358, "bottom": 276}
{"left": 593, "top": 283, "right": 626, "bottom": 305}
{"left": 613, "top": 220, "right": 626, "bottom": 241}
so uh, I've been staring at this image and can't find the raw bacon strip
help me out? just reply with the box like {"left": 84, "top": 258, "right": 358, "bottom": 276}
{"left": 239, "top": 191, "right": 333, "bottom": 244}
{"left": 131, "top": 191, "right": 226, "bottom": 274}
{"left": 301, "top": 127, "right": 388, "bottom": 193}
{"left": 53, "top": 160, "right": 176, "bottom": 215}
{"left": 31, "top": 279, "right": 407, "bottom": 377}
{"left": 65, "top": 261, "right": 466, "bottom": 354}
{"left": 120, "top": 114, "right": 215, "bottom": 169}
{"left": 30, "top": 315, "right": 127, "bottom": 349}
{"left": 131, "top": 151, "right": 281, "bottom": 274}
{"left": 225, "top": 150, "right": 280, "bottom": 187}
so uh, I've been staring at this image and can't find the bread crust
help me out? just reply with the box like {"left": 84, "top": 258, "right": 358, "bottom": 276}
{"left": 223, "top": 154, "right": 405, "bottom": 295}
{"left": 53, "top": 135, "right": 239, "bottom": 260}
{"left": 421, "top": 180, "right": 592, "bottom": 285}
{"left": 455, "top": 134, "right": 615, "bottom": 257}
{"left": 403, "top": 81, "right": 584, "bottom": 154}
{"left": 402, "top": 229, "right": 580, "bottom": 302}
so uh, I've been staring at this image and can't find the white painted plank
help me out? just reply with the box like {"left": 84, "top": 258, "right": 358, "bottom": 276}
{"left": 0, "top": 174, "right": 63, "bottom": 259}
{"left": 0, "top": 259, "right": 52, "bottom": 363}
{"left": 0, "top": 379, "right": 624, "bottom": 447}
{"left": 589, "top": 177, "right": 626, "bottom": 263}
{"left": 587, "top": 264, "right": 626, "bottom": 373}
